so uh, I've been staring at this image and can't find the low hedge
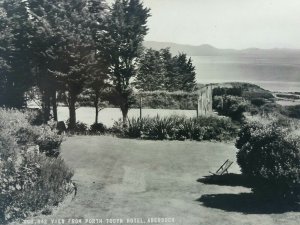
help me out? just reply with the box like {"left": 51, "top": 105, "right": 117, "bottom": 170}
{"left": 132, "top": 91, "right": 198, "bottom": 110}
{"left": 112, "top": 115, "right": 238, "bottom": 142}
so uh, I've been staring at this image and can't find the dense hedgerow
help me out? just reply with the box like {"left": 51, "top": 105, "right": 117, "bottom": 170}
{"left": 132, "top": 91, "right": 198, "bottom": 110}
{"left": 0, "top": 109, "right": 73, "bottom": 223}
{"left": 112, "top": 115, "right": 238, "bottom": 141}
{"left": 236, "top": 117, "right": 300, "bottom": 200}
{"left": 213, "top": 95, "right": 250, "bottom": 121}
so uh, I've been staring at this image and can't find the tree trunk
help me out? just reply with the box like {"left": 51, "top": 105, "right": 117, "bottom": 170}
{"left": 94, "top": 102, "right": 99, "bottom": 124}
{"left": 94, "top": 92, "right": 99, "bottom": 124}
{"left": 42, "top": 91, "right": 51, "bottom": 123}
{"left": 120, "top": 102, "right": 129, "bottom": 126}
{"left": 68, "top": 94, "right": 77, "bottom": 130}
{"left": 52, "top": 90, "right": 58, "bottom": 121}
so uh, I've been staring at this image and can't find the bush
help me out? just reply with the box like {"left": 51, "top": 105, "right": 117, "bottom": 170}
{"left": 251, "top": 98, "right": 267, "bottom": 107}
{"left": 0, "top": 109, "right": 63, "bottom": 157}
{"left": 66, "top": 120, "right": 88, "bottom": 134}
{"left": 35, "top": 125, "right": 63, "bottom": 157}
{"left": 0, "top": 108, "right": 73, "bottom": 223}
{"left": 25, "top": 109, "right": 44, "bottom": 125}
{"left": 114, "top": 115, "right": 238, "bottom": 142}
{"left": 0, "top": 150, "right": 74, "bottom": 223}
{"left": 213, "top": 87, "right": 242, "bottom": 97}
{"left": 90, "top": 123, "right": 107, "bottom": 134}
{"left": 213, "top": 95, "right": 249, "bottom": 121}
{"left": 236, "top": 119, "right": 300, "bottom": 200}
{"left": 282, "top": 105, "right": 300, "bottom": 119}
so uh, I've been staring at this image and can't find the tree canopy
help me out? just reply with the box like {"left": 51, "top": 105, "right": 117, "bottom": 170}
{"left": 0, "top": 0, "right": 196, "bottom": 129}
{"left": 97, "top": 0, "right": 151, "bottom": 122}
{"left": 134, "top": 48, "right": 196, "bottom": 92}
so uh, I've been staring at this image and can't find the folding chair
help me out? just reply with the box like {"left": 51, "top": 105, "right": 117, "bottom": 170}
{"left": 209, "top": 159, "right": 233, "bottom": 176}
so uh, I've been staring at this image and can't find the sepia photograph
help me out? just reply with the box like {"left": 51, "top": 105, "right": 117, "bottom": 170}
{"left": 0, "top": 0, "right": 300, "bottom": 224}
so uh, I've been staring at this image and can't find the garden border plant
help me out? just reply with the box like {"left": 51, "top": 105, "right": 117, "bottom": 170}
{"left": 112, "top": 115, "right": 239, "bottom": 142}
{"left": 0, "top": 108, "right": 74, "bottom": 224}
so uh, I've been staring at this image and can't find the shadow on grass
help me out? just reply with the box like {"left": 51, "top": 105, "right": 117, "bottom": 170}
{"left": 197, "top": 173, "right": 252, "bottom": 188}
{"left": 197, "top": 193, "right": 300, "bottom": 214}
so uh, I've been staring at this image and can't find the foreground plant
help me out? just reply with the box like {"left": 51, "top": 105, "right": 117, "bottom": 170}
{"left": 0, "top": 108, "right": 73, "bottom": 223}
{"left": 236, "top": 118, "right": 300, "bottom": 200}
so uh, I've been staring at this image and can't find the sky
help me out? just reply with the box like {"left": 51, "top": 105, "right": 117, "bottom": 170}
{"left": 107, "top": 0, "right": 300, "bottom": 49}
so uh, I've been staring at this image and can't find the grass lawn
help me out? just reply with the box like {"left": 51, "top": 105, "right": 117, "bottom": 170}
{"left": 28, "top": 136, "right": 300, "bottom": 225}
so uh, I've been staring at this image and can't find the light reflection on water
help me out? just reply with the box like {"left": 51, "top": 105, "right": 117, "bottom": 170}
{"left": 192, "top": 56, "right": 300, "bottom": 92}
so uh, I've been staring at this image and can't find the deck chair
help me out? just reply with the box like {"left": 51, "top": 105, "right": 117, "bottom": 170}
{"left": 209, "top": 159, "right": 233, "bottom": 176}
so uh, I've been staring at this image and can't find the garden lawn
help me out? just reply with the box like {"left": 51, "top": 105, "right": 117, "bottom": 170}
{"left": 29, "top": 136, "right": 300, "bottom": 225}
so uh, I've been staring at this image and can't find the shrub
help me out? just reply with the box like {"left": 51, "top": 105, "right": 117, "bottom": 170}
{"left": 90, "top": 123, "right": 107, "bottom": 134}
{"left": 213, "top": 87, "right": 242, "bottom": 97}
{"left": 0, "top": 109, "right": 63, "bottom": 157}
{"left": 282, "top": 105, "right": 300, "bottom": 119}
{"left": 109, "top": 120, "right": 125, "bottom": 136}
{"left": 35, "top": 125, "right": 63, "bottom": 157}
{"left": 0, "top": 108, "right": 73, "bottom": 223}
{"left": 251, "top": 98, "right": 267, "bottom": 107}
{"left": 213, "top": 95, "right": 249, "bottom": 121}
{"left": 127, "top": 118, "right": 143, "bottom": 138}
{"left": 236, "top": 119, "right": 300, "bottom": 200}
{"left": 66, "top": 120, "right": 88, "bottom": 134}
{"left": 114, "top": 115, "right": 238, "bottom": 142}
{"left": 25, "top": 109, "right": 44, "bottom": 125}
{"left": 0, "top": 149, "right": 73, "bottom": 223}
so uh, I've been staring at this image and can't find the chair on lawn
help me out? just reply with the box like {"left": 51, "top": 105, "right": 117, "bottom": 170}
{"left": 209, "top": 159, "right": 233, "bottom": 176}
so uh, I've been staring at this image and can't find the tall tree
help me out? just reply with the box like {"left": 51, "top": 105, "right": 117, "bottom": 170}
{"left": 97, "top": 0, "right": 150, "bottom": 123}
{"left": 26, "top": 0, "right": 63, "bottom": 122}
{"left": 27, "top": 0, "right": 107, "bottom": 127}
{"left": 173, "top": 53, "right": 196, "bottom": 92}
{"left": 134, "top": 48, "right": 166, "bottom": 91}
{"left": 0, "top": 6, "right": 11, "bottom": 104}
{"left": 134, "top": 48, "right": 196, "bottom": 92}
{"left": 0, "top": 0, "right": 35, "bottom": 108}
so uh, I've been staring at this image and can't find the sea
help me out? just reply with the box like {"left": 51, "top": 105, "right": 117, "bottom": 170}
{"left": 191, "top": 55, "right": 300, "bottom": 92}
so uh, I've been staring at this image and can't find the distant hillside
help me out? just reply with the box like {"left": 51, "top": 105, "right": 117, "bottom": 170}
{"left": 144, "top": 41, "right": 300, "bottom": 57}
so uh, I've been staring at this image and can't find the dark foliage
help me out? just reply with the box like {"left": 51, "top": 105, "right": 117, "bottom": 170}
{"left": 236, "top": 119, "right": 300, "bottom": 200}
{"left": 113, "top": 115, "right": 238, "bottom": 141}
{"left": 134, "top": 48, "right": 196, "bottom": 92}
{"left": 251, "top": 98, "right": 267, "bottom": 107}
{"left": 90, "top": 123, "right": 107, "bottom": 134}
{"left": 97, "top": 0, "right": 151, "bottom": 123}
{"left": 213, "top": 95, "right": 249, "bottom": 121}
{"left": 213, "top": 87, "right": 242, "bottom": 97}
{"left": 66, "top": 119, "right": 88, "bottom": 134}
{"left": 282, "top": 105, "right": 300, "bottom": 119}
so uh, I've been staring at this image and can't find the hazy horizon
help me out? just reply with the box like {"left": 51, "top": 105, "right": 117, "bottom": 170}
{"left": 107, "top": 0, "right": 300, "bottom": 49}
{"left": 144, "top": 40, "right": 300, "bottom": 50}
